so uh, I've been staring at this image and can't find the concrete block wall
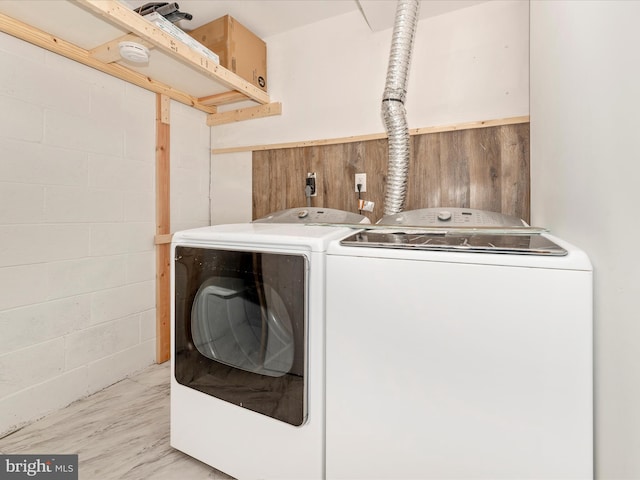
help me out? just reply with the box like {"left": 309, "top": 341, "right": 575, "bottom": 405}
{"left": 0, "top": 31, "right": 210, "bottom": 435}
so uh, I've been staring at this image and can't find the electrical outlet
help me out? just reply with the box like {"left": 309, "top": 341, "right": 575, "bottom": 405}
{"left": 355, "top": 173, "right": 367, "bottom": 193}
{"left": 306, "top": 172, "right": 317, "bottom": 197}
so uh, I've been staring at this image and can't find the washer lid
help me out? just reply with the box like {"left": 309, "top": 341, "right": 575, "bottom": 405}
{"left": 340, "top": 231, "right": 568, "bottom": 256}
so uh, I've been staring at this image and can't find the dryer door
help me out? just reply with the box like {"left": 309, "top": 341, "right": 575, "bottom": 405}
{"left": 174, "top": 246, "right": 307, "bottom": 426}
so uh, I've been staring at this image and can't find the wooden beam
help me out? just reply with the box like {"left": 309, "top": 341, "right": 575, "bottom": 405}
{"left": 154, "top": 233, "right": 173, "bottom": 245}
{"left": 0, "top": 11, "right": 217, "bottom": 114}
{"left": 78, "top": 0, "right": 271, "bottom": 105}
{"left": 155, "top": 94, "right": 171, "bottom": 364}
{"left": 89, "top": 33, "right": 155, "bottom": 63}
{"left": 211, "top": 116, "right": 531, "bottom": 154}
{"left": 207, "top": 102, "right": 282, "bottom": 126}
{"left": 198, "top": 91, "right": 249, "bottom": 107}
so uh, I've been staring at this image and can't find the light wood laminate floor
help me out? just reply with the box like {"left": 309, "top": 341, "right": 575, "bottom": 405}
{"left": 0, "top": 363, "right": 234, "bottom": 479}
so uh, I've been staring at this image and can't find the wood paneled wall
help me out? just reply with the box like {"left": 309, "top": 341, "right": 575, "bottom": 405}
{"left": 253, "top": 122, "right": 530, "bottom": 223}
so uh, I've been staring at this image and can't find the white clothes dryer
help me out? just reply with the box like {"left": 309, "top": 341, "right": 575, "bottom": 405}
{"left": 170, "top": 220, "right": 360, "bottom": 480}
{"left": 325, "top": 208, "right": 593, "bottom": 479}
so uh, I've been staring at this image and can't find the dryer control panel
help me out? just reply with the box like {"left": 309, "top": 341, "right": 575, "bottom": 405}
{"left": 254, "top": 207, "right": 371, "bottom": 224}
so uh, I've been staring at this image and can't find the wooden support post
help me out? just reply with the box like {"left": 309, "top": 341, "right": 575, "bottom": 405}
{"left": 156, "top": 94, "right": 171, "bottom": 363}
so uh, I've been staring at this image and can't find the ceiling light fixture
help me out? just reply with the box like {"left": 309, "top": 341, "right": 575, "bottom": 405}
{"left": 118, "top": 41, "right": 150, "bottom": 63}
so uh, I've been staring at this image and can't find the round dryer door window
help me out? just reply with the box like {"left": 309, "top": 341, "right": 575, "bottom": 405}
{"left": 191, "top": 277, "right": 295, "bottom": 377}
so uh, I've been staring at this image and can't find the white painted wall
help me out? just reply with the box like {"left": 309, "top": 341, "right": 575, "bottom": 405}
{"left": 170, "top": 102, "right": 212, "bottom": 232}
{"left": 0, "top": 32, "right": 210, "bottom": 435}
{"left": 210, "top": 152, "right": 253, "bottom": 225}
{"left": 530, "top": 1, "right": 640, "bottom": 477}
{"left": 211, "top": 0, "right": 529, "bottom": 223}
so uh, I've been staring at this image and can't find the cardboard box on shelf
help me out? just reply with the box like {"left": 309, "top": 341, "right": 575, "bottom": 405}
{"left": 143, "top": 12, "right": 219, "bottom": 64}
{"left": 188, "top": 15, "right": 267, "bottom": 92}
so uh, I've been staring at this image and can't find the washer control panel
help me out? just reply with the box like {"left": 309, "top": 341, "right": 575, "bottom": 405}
{"left": 379, "top": 208, "right": 525, "bottom": 227}
{"left": 437, "top": 211, "right": 452, "bottom": 221}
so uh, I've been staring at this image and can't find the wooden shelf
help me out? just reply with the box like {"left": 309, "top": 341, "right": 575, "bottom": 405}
{"left": 0, "top": 0, "right": 281, "bottom": 123}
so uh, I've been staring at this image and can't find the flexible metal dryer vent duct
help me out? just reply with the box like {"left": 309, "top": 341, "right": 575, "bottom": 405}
{"left": 382, "top": 0, "right": 420, "bottom": 215}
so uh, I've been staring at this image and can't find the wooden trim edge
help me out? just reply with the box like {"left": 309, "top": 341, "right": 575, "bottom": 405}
{"left": 211, "top": 116, "right": 530, "bottom": 154}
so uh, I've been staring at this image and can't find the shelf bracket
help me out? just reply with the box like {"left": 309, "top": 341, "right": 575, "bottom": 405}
{"left": 207, "top": 102, "right": 282, "bottom": 126}
{"left": 198, "top": 91, "right": 251, "bottom": 107}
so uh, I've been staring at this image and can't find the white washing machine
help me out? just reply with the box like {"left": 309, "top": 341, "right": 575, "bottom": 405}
{"left": 325, "top": 208, "right": 593, "bottom": 479}
{"left": 170, "top": 208, "right": 367, "bottom": 480}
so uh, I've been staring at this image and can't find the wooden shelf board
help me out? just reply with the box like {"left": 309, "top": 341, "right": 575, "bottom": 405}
{"left": 79, "top": 0, "right": 270, "bottom": 105}
{"left": 0, "top": 10, "right": 220, "bottom": 113}
{"left": 0, "top": 0, "right": 280, "bottom": 116}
